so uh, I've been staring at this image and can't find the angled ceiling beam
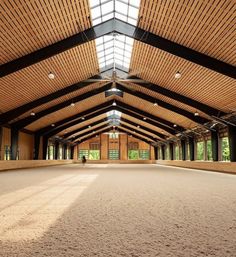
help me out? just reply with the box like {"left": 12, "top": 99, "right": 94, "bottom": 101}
{"left": 76, "top": 128, "right": 111, "bottom": 145}
{"left": 0, "top": 75, "right": 103, "bottom": 125}
{"left": 1, "top": 19, "right": 235, "bottom": 79}
{"left": 118, "top": 124, "right": 156, "bottom": 142}
{"left": 117, "top": 126, "right": 154, "bottom": 145}
{"left": 40, "top": 104, "right": 113, "bottom": 137}
{"left": 119, "top": 117, "right": 165, "bottom": 139}
{"left": 116, "top": 83, "right": 210, "bottom": 124}
{"left": 72, "top": 124, "right": 111, "bottom": 143}
{"left": 63, "top": 118, "right": 108, "bottom": 139}
{"left": 127, "top": 77, "right": 226, "bottom": 117}
{"left": 11, "top": 83, "right": 112, "bottom": 129}
{"left": 36, "top": 100, "right": 114, "bottom": 136}
{"left": 114, "top": 101, "right": 182, "bottom": 134}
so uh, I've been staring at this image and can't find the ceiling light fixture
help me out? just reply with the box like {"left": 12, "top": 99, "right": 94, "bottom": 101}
{"left": 48, "top": 72, "right": 55, "bottom": 79}
{"left": 88, "top": 125, "right": 91, "bottom": 128}
{"left": 194, "top": 111, "right": 199, "bottom": 116}
{"left": 153, "top": 102, "right": 158, "bottom": 106}
{"left": 70, "top": 102, "right": 75, "bottom": 107}
{"left": 175, "top": 71, "right": 181, "bottom": 79}
{"left": 137, "top": 125, "right": 140, "bottom": 128}
{"left": 143, "top": 117, "right": 147, "bottom": 120}
{"left": 81, "top": 117, "right": 85, "bottom": 120}
{"left": 30, "top": 111, "right": 35, "bottom": 116}
{"left": 112, "top": 101, "right": 117, "bottom": 106}
{"left": 173, "top": 124, "right": 177, "bottom": 127}
{"left": 51, "top": 123, "right": 55, "bottom": 127}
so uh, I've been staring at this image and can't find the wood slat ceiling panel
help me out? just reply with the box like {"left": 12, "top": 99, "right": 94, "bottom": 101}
{"left": 77, "top": 126, "right": 111, "bottom": 142}
{"left": 117, "top": 126, "right": 154, "bottom": 142}
{"left": 118, "top": 94, "right": 197, "bottom": 130}
{"left": 121, "top": 113, "right": 167, "bottom": 137}
{"left": 138, "top": 0, "right": 236, "bottom": 65}
{"left": 0, "top": 0, "right": 91, "bottom": 64}
{"left": 58, "top": 114, "right": 107, "bottom": 137}
{"left": 0, "top": 42, "right": 99, "bottom": 113}
{"left": 120, "top": 120, "right": 159, "bottom": 140}
{"left": 130, "top": 41, "right": 236, "bottom": 113}
{"left": 70, "top": 121, "right": 109, "bottom": 139}
{"left": 123, "top": 82, "right": 210, "bottom": 119}
{"left": 9, "top": 82, "right": 106, "bottom": 123}
{"left": 25, "top": 93, "right": 110, "bottom": 131}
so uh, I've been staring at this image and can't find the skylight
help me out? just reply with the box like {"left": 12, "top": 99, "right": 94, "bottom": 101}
{"left": 89, "top": 0, "right": 140, "bottom": 71}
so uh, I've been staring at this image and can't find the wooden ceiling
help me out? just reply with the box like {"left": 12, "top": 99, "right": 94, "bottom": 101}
{"left": 0, "top": 0, "right": 91, "bottom": 64}
{"left": 0, "top": 0, "right": 235, "bottom": 143}
{"left": 138, "top": 0, "right": 236, "bottom": 66}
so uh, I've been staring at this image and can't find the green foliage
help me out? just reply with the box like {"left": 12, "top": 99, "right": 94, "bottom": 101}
{"left": 197, "top": 142, "right": 204, "bottom": 160}
{"left": 128, "top": 150, "right": 139, "bottom": 160}
{"left": 175, "top": 145, "right": 179, "bottom": 160}
{"left": 89, "top": 150, "right": 100, "bottom": 160}
{"left": 206, "top": 140, "right": 212, "bottom": 161}
{"left": 221, "top": 137, "right": 230, "bottom": 161}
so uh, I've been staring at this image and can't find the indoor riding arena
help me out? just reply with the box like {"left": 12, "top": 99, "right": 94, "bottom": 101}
{"left": 0, "top": 1, "right": 236, "bottom": 257}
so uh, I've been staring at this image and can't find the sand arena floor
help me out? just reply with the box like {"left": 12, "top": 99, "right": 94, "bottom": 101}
{"left": 0, "top": 164, "right": 235, "bottom": 257}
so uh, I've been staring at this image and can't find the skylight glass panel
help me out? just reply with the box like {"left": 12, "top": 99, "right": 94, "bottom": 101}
{"left": 90, "top": 0, "right": 140, "bottom": 70}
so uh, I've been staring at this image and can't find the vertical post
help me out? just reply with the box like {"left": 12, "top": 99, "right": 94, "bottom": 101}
{"left": 161, "top": 145, "right": 165, "bottom": 160}
{"left": 211, "top": 131, "right": 218, "bottom": 161}
{"left": 228, "top": 125, "right": 236, "bottom": 162}
{"left": 63, "top": 144, "right": 67, "bottom": 159}
{"left": 42, "top": 136, "right": 48, "bottom": 160}
{"left": 34, "top": 133, "right": 40, "bottom": 160}
{"left": 0, "top": 127, "right": 3, "bottom": 160}
{"left": 54, "top": 141, "right": 59, "bottom": 160}
{"left": 70, "top": 146, "right": 74, "bottom": 159}
{"left": 11, "top": 128, "right": 19, "bottom": 160}
{"left": 189, "top": 137, "right": 195, "bottom": 161}
{"left": 154, "top": 146, "right": 158, "bottom": 160}
{"left": 169, "top": 143, "right": 174, "bottom": 160}
{"left": 181, "top": 139, "right": 186, "bottom": 161}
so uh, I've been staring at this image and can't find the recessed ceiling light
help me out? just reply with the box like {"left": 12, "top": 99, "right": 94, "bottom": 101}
{"left": 112, "top": 101, "right": 117, "bottom": 106}
{"left": 173, "top": 124, "right": 177, "bottom": 127}
{"left": 92, "top": 131, "right": 95, "bottom": 133}
{"left": 175, "top": 71, "right": 181, "bottom": 79}
{"left": 194, "top": 111, "right": 199, "bottom": 116}
{"left": 153, "top": 102, "right": 158, "bottom": 106}
{"left": 70, "top": 102, "right": 75, "bottom": 107}
{"left": 48, "top": 72, "right": 55, "bottom": 79}
{"left": 88, "top": 125, "right": 91, "bottom": 128}
{"left": 51, "top": 123, "right": 55, "bottom": 127}
{"left": 81, "top": 117, "right": 85, "bottom": 120}
{"left": 143, "top": 117, "right": 147, "bottom": 120}
{"left": 137, "top": 125, "right": 140, "bottom": 128}
{"left": 30, "top": 111, "right": 35, "bottom": 116}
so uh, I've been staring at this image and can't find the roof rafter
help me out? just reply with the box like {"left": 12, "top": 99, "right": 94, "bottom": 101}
{"left": 11, "top": 83, "right": 112, "bottom": 129}
{"left": 0, "top": 75, "right": 102, "bottom": 125}
{"left": 116, "top": 83, "right": 210, "bottom": 124}
{"left": 1, "top": 19, "right": 235, "bottom": 79}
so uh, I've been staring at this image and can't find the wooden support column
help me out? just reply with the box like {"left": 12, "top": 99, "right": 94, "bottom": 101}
{"left": 228, "top": 125, "right": 236, "bottom": 162}
{"left": 154, "top": 146, "right": 158, "bottom": 160}
{"left": 11, "top": 128, "right": 19, "bottom": 160}
{"left": 181, "top": 139, "right": 186, "bottom": 161}
{"left": 189, "top": 137, "right": 195, "bottom": 161}
{"left": 0, "top": 127, "right": 3, "bottom": 160}
{"left": 34, "top": 133, "right": 40, "bottom": 160}
{"left": 169, "top": 143, "right": 174, "bottom": 160}
{"left": 42, "top": 136, "right": 48, "bottom": 160}
{"left": 161, "top": 145, "right": 165, "bottom": 160}
{"left": 62, "top": 144, "right": 67, "bottom": 159}
{"left": 70, "top": 146, "right": 74, "bottom": 160}
{"left": 211, "top": 131, "right": 219, "bottom": 161}
{"left": 54, "top": 141, "right": 59, "bottom": 160}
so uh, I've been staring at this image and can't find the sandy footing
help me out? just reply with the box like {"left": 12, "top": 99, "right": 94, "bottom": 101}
{"left": 0, "top": 164, "right": 235, "bottom": 257}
